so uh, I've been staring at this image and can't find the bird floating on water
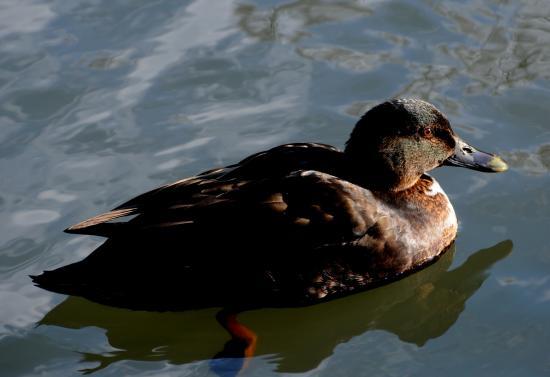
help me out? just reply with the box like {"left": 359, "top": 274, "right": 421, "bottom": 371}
{"left": 32, "top": 98, "right": 508, "bottom": 310}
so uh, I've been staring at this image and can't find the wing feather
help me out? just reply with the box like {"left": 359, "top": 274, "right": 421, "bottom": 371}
{"left": 272, "top": 170, "right": 379, "bottom": 246}
{"left": 62, "top": 144, "right": 362, "bottom": 244}
{"left": 65, "top": 208, "right": 138, "bottom": 235}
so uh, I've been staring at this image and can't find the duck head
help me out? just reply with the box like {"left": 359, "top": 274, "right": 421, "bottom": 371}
{"left": 344, "top": 98, "right": 507, "bottom": 191}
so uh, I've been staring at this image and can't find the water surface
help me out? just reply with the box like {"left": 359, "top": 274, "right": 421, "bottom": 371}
{"left": 1, "top": 0, "right": 549, "bottom": 376}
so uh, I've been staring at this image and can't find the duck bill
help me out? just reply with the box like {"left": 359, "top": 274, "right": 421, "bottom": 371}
{"left": 444, "top": 137, "right": 508, "bottom": 173}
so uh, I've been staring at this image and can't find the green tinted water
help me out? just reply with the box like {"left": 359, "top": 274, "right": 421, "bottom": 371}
{"left": 0, "top": 0, "right": 549, "bottom": 376}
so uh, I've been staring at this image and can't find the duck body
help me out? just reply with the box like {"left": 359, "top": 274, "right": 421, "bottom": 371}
{"left": 32, "top": 99, "right": 505, "bottom": 310}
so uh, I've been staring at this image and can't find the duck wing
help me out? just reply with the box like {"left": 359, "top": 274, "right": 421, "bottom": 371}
{"left": 64, "top": 143, "right": 375, "bottom": 248}
{"left": 227, "top": 169, "right": 379, "bottom": 248}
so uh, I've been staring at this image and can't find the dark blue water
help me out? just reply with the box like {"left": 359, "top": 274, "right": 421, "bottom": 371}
{"left": 1, "top": 0, "right": 549, "bottom": 376}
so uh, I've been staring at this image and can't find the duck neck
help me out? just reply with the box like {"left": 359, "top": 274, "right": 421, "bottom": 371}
{"left": 342, "top": 149, "right": 422, "bottom": 193}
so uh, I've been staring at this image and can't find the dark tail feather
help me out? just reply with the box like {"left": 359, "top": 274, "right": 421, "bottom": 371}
{"left": 30, "top": 262, "right": 125, "bottom": 307}
{"left": 30, "top": 262, "right": 90, "bottom": 296}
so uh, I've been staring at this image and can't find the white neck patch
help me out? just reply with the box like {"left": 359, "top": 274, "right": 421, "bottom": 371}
{"left": 425, "top": 178, "right": 446, "bottom": 197}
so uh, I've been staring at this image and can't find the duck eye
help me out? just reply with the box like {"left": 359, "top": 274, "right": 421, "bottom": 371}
{"left": 422, "top": 127, "right": 432, "bottom": 137}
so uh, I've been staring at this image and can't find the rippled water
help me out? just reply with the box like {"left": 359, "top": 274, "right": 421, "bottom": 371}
{"left": 1, "top": 0, "right": 549, "bottom": 376}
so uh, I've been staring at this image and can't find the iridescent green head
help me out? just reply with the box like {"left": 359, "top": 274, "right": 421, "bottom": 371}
{"left": 345, "top": 98, "right": 507, "bottom": 191}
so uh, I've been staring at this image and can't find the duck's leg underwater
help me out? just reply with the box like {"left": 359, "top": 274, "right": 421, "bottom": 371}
{"left": 209, "top": 309, "right": 258, "bottom": 377}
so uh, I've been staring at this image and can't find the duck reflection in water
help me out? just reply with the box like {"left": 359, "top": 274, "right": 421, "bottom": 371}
{"left": 38, "top": 240, "right": 511, "bottom": 376}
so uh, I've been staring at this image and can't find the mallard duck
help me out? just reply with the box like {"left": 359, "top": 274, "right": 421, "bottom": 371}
{"left": 32, "top": 98, "right": 507, "bottom": 310}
